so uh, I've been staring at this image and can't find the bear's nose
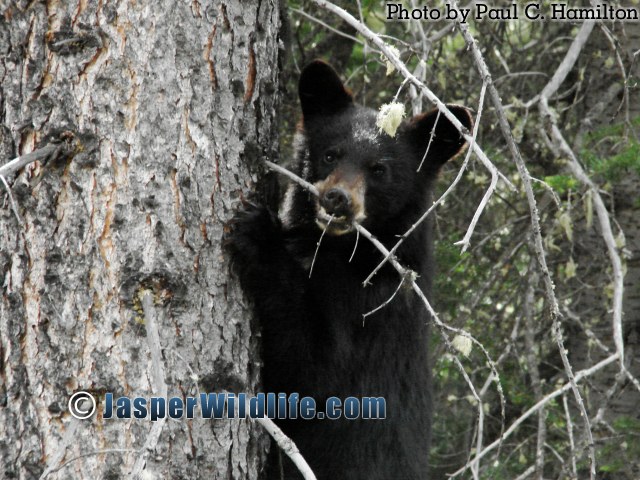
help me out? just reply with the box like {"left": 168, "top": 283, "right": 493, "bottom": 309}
{"left": 321, "top": 188, "right": 351, "bottom": 217}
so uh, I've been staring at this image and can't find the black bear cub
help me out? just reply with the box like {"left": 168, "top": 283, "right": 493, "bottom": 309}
{"left": 227, "top": 61, "right": 472, "bottom": 480}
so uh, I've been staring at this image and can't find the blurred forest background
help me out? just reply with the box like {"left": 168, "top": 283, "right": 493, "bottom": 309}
{"left": 280, "top": 1, "right": 640, "bottom": 479}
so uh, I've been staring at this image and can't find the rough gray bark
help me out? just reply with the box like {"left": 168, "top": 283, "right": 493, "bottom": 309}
{"left": 0, "top": 1, "right": 280, "bottom": 478}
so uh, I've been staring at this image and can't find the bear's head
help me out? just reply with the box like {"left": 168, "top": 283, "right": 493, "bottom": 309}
{"left": 289, "top": 60, "right": 473, "bottom": 237}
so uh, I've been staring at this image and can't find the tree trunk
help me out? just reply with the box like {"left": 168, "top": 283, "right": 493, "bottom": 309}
{"left": 0, "top": 1, "right": 280, "bottom": 478}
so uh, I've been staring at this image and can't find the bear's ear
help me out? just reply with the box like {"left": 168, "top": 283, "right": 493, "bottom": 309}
{"left": 401, "top": 105, "right": 473, "bottom": 172}
{"left": 299, "top": 60, "right": 353, "bottom": 119}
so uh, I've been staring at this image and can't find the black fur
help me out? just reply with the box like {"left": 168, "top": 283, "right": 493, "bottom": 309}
{"left": 226, "top": 61, "right": 472, "bottom": 480}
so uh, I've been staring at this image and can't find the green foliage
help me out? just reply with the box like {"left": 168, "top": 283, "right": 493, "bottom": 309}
{"left": 581, "top": 117, "right": 640, "bottom": 181}
{"left": 434, "top": 240, "right": 473, "bottom": 317}
{"left": 583, "top": 140, "right": 640, "bottom": 181}
{"left": 542, "top": 174, "right": 578, "bottom": 195}
{"left": 597, "top": 416, "right": 640, "bottom": 474}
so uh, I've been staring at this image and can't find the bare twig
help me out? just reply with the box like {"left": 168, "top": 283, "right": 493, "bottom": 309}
{"left": 254, "top": 416, "right": 318, "bottom": 480}
{"left": 0, "top": 175, "right": 23, "bottom": 226}
{"left": 536, "top": 21, "right": 628, "bottom": 479}
{"left": 540, "top": 50, "right": 625, "bottom": 370}
{"left": 265, "top": 160, "right": 319, "bottom": 196}
{"left": 562, "top": 394, "right": 578, "bottom": 479}
{"left": 597, "top": 23, "right": 630, "bottom": 125}
{"left": 309, "top": 215, "right": 333, "bottom": 278}
{"left": 349, "top": 227, "right": 360, "bottom": 263}
{"left": 448, "top": 353, "right": 620, "bottom": 478}
{"left": 416, "top": 108, "right": 440, "bottom": 172}
{"left": 0, "top": 144, "right": 59, "bottom": 178}
{"left": 264, "top": 159, "right": 503, "bottom": 479}
{"left": 289, "top": 7, "right": 369, "bottom": 50}
{"left": 513, "top": 465, "right": 536, "bottom": 480}
{"left": 131, "top": 292, "right": 168, "bottom": 478}
{"left": 445, "top": 2, "right": 599, "bottom": 476}
{"left": 362, "top": 273, "right": 407, "bottom": 322}
{"left": 523, "top": 265, "right": 545, "bottom": 480}
{"left": 564, "top": 307, "right": 640, "bottom": 396}
{"left": 363, "top": 80, "right": 487, "bottom": 285}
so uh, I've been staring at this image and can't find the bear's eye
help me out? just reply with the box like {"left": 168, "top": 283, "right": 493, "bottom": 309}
{"left": 371, "top": 163, "right": 387, "bottom": 177}
{"left": 324, "top": 153, "right": 337, "bottom": 164}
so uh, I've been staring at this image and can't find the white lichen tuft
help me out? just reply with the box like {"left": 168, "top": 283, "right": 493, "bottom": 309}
{"left": 376, "top": 102, "right": 405, "bottom": 137}
{"left": 452, "top": 334, "right": 473, "bottom": 357}
{"left": 565, "top": 257, "right": 577, "bottom": 279}
{"left": 140, "top": 471, "right": 156, "bottom": 480}
{"left": 381, "top": 46, "right": 401, "bottom": 75}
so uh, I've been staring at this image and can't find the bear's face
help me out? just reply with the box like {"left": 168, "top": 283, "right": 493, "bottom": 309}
{"left": 295, "top": 60, "right": 473, "bottom": 236}
{"left": 304, "top": 108, "right": 419, "bottom": 235}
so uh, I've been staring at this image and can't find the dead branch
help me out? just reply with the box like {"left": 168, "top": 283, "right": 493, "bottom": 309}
{"left": 172, "top": 344, "right": 319, "bottom": 480}
{"left": 0, "top": 175, "right": 22, "bottom": 226}
{"left": 562, "top": 394, "right": 578, "bottom": 479}
{"left": 253, "top": 417, "right": 318, "bottom": 480}
{"left": 447, "top": 3, "right": 597, "bottom": 476}
{"left": 311, "top": 0, "right": 515, "bottom": 203}
{"left": 0, "top": 144, "right": 60, "bottom": 178}
{"left": 363, "top": 80, "right": 487, "bottom": 286}
{"left": 131, "top": 292, "right": 169, "bottom": 478}
{"left": 538, "top": 22, "right": 625, "bottom": 372}
{"left": 448, "top": 352, "right": 620, "bottom": 478}
{"left": 264, "top": 159, "right": 504, "bottom": 478}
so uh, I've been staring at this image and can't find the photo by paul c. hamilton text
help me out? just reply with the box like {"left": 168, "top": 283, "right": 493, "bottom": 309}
{"left": 386, "top": 2, "right": 640, "bottom": 23}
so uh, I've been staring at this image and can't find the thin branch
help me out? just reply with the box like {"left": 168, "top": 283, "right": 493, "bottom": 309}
{"left": 562, "top": 394, "right": 578, "bottom": 479}
{"left": 523, "top": 265, "right": 545, "bottom": 480}
{"left": 447, "top": 2, "right": 598, "bottom": 477}
{"left": 363, "top": 80, "right": 487, "bottom": 285}
{"left": 253, "top": 416, "right": 318, "bottom": 480}
{"left": 38, "top": 420, "right": 80, "bottom": 479}
{"left": 311, "top": 0, "right": 515, "bottom": 193}
{"left": 539, "top": 21, "right": 596, "bottom": 100}
{"left": 349, "top": 227, "right": 360, "bottom": 263}
{"left": 265, "top": 159, "right": 501, "bottom": 479}
{"left": 448, "top": 353, "right": 620, "bottom": 478}
{"left": 513, "top": 465, "right": 536, "bottom": 480}
{"left": 409, "top": 281, "right": 484, "bottom": 480}
{"left": 309, "top": 215, "right": 333, "bottom": 278}
{"left": 539, "top": 32, "right": 625, "bottom": 369}
{"left": 392, "top": 76, "right": 411, "bottom": 104}
{"left": 416, "top": 108, "right": 440, "bottom": 172}
{"left": 0, "top": 174, "right": 23, "bottom": 226}
{"left": 289, "top": 7, "right": 370, "bottom": 50}
{"left": 131, "top": 292, "right": 168, "bottom": 478}
{"left": 454, "top": 165, "right": 497, "bottom": 253}
{"left": 362, "top": 273, "right": 407, "bottom": 322}
{"left": 265, "top": 160, "right": 319, "bottom": 196}
{"left": 564, "top": 307, "right": 640, "bottom": 395}
{"left": 0, "top": 144, "right": 59, "bottom": 177}
{"left": 536, "top": 21, "right": 626, "bottom": 479}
